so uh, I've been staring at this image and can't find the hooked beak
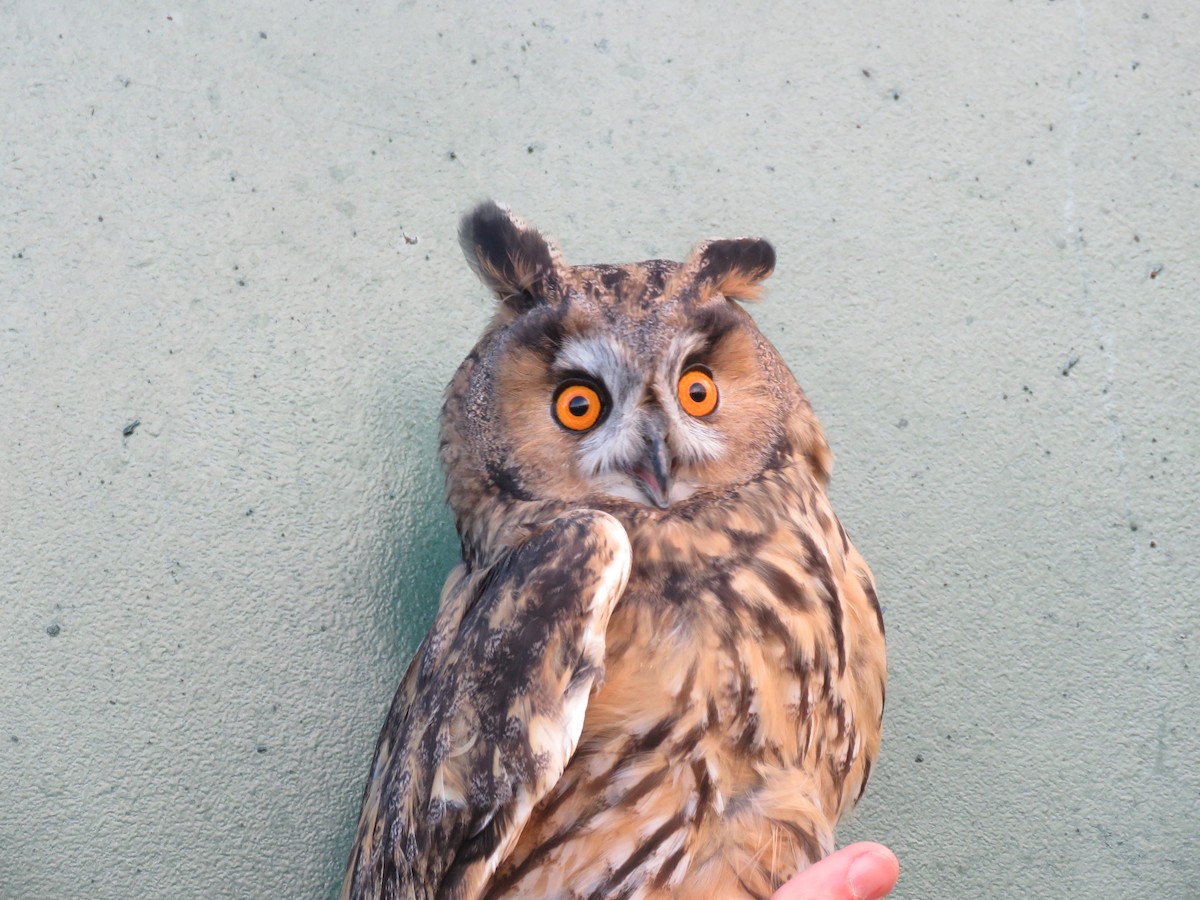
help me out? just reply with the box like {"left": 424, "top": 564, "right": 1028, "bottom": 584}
{"left": 627, "top": 426, "right": 672, "bottom": 509}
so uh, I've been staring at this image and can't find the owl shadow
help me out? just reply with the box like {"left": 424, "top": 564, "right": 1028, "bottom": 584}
{"left": 379, "top": 400, "right": 461, "bottom": 666}
{"left": 327, "top": 383, "right": 460, "bottom": 897}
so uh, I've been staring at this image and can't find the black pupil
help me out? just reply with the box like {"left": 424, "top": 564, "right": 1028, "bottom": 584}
{"left": 568, "top": 395, "right": 591, "bottom": 417}
{"left": 688, "top": 382, "right": 708, "bottom": 403}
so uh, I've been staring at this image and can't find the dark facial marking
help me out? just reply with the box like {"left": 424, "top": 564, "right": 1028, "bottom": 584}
{"left": 508, "top": 307, "right": 565, "bottom": 364}
{"left": 486, "top": 461, "right": 535, "bottom": 501}
{"left": 599, "top": 267, "right": 627, "bottom": 292}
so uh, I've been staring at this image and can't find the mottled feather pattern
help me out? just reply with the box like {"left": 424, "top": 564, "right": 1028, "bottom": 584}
{"left": 343, "top": 202, "right": 886, "bottom": 899}
{"left": 342, "top": 512, "right": 631, "bottom": 899}
{"left": 484, "top": 434, "right": 884, "bottom": 898}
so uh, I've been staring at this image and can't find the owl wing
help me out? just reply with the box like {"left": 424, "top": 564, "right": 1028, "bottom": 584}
{"left": 341, "top": 510, "right": 632, "bottom": 900}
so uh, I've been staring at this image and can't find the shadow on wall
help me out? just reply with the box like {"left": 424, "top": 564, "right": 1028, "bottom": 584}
{"left": 326, "top": 365, "right": 462, "bottom": 893}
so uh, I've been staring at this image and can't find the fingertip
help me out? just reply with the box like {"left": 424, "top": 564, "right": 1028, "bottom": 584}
{"left": 846, "top": 843, "right": 900, "bottom": 900}
{"left": 769, "top": 842, "right": 900, "bottom": 900}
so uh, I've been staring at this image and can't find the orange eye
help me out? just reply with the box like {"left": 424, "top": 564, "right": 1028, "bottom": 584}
{"left": 678, "top": 367, "right": 719, "bottom": 418}
{"left": 553, "top": 382, "right": 604, "bottom": 431}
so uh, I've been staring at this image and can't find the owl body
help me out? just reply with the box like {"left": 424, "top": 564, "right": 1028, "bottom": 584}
{"left": 342, "top": 204, "right": 886, "bottom": 900}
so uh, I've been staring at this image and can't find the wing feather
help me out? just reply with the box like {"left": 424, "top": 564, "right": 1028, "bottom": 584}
{"left": 341, "top": 510, "right": 631, "bottom": 900}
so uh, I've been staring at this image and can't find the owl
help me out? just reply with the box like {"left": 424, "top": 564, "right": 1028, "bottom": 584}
{"left": 341, "top": 202, "right": 886, "bottom": 899}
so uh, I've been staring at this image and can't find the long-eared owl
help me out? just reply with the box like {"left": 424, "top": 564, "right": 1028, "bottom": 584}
{"left": 342, "top": 202, "right": 886, "bottom": 899}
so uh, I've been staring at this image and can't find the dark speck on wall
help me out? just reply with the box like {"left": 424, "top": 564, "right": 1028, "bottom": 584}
{"left": 46, "top": 624, "right": 61, "bottom": 637}
{"left": 256, "top": 744, "right": 268, "bottom": 753}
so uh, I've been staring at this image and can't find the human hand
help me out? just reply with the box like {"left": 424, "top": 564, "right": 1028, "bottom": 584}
{"left": 769, "top": 842, "right": 899, "bottom": 900}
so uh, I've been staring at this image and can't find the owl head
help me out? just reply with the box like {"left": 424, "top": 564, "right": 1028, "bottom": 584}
{"left": 440, "top": 202, "right": 831, "bottom": 543}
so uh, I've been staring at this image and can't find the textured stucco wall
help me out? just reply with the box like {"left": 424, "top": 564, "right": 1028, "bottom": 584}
{"left": 2, "top": 2, "right": 1197, "bottom": 897}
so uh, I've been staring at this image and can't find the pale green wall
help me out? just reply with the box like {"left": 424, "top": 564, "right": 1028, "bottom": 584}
{"left": 2, "top": 2, "right": 1197, "bottom": 897}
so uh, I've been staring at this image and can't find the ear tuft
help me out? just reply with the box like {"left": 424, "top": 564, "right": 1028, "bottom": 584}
{"left": 693, "top": 238, "right": 776, "bottom": 301}
{"left": 459, "top": 201, "right": 565, "bottom": 314}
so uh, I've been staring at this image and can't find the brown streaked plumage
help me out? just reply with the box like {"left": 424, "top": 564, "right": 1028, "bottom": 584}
{"left": 342, "top": 201, "right": 886, "bottom": 900}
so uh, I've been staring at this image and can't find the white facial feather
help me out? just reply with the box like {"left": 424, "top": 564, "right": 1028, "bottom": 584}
{"left": 553, "top": 331, "right": 727, "bottom": 506}
{"left": 555, "top": 336, "right": 645, "bottom": 477}
{"left": 658, "top": 330, "right": 727, "bottom": 466}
